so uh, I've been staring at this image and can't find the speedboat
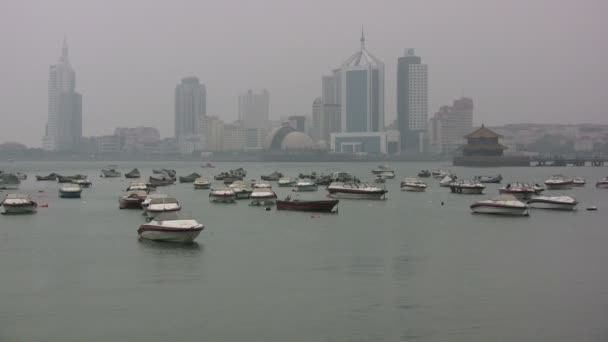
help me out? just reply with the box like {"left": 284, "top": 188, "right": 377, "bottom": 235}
{"left": 149, "top": 174, "right": 175, "bottom": 186}
{"left": 125, "top": 168, "right": 141, "bottom": 179}
{"left": 470, "top": 195, "right": 529, "bottom": 216}
{"left": 431, "top": 169, "right": 449, "bottom": 179}
{"left": 126, "top": 181, "right": 150, "bottom": 192}
{"left": 571, "top": 177, "right": 586, "bottom": 187}
{"left": 473, "top": 175, "right": 502, "bottom": 184}
{"left": 330, "top": 171, "right": 360, "bottom": 183}
{"left": 261, "top": 171, "right": 283, "bottom": 181}
{"left": 0, "top": 174, "right": 20, "bottom": 190}
{"left": 252, "top": 181, "right": 272, "bottom": 189}
{"left": 138, "top": 212, "right": 204, "bottom": 243}
{"left": 276, "top": 196, "right": 339, "bottom": 212}
{"left": 278, "top": 177, "right": 297, "bottom": 187}
{"left": 528, "top": 195, "right": 578, "bottom": 210}
{"left": 36, "top": 173, "right": 58, "bottom": 181}
{"left": 119, "top": 190, "right": 148, "bottom": 209}
{"left": 249, "top": 188, "right": 277, "bottom": 206}
{"left": 101, "top": 167, "right": 121, "bottom": 178}
{"left": 1, "top": 193, "right": 37, "bottom": 214}
{"left": 179, "top": 173, "right": 201, "bottom": 183}
{"left": 499, "top": 183, "right": 543, "bottom": 199}
{"left": 193, "top": 177, "right": 211, "bottom": 189}
{"left": 229, "top": 181, "right": 252, "bottom": 199}
{"left": 72, "top": 178, "right": 92, "bottom": 188}
{"left": 209, "top": 188, "right": 236, "bottom": 203}
{"left": 544, "top": 175, "right": 573, "bottom": 190}
{"left": 450, "top": 180, "right": 485, "bottom": 194}
{"left": 59, "top": 184, "right": 82, "bottom": 198}
{"left": 142, "top": 194, "right": 169, "bottom": 209}
{"left": 145, "top": 196, "right": 181, "bottom": 219}
{"left": 400, "top": 178, "right": 427, "bottom": 192}
{"left": 294, "top": 180, "right": 318, "bottom": 192}
{"left": 326, "top": 182, "right": 387, "bottom": 200}
{"left": 596, "top": 177, "right": 608, "bottom": 188}
{"left": 417, "top": 170, "right": 431, "bottom": 178}
{"left": 371, "top": 165, "right": 395, "bottom": 179}
{"left": 439, "top": 174, "right": 457, "bottom": 187}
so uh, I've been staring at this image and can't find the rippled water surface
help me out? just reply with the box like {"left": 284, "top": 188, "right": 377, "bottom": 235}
{"left": 1, "top": 161, "right": 607, "bottom": 342}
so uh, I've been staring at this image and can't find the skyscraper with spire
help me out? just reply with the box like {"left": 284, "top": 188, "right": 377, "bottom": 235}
{"left": 43, "top": 39, "right": 82, "bottom": 152}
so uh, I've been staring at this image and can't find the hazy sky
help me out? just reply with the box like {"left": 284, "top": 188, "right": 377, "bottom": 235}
{"left": 1, "top": 0, "right": 607, "bottom": 146}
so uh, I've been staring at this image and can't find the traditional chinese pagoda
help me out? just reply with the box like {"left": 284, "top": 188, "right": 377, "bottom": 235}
{"left": 453, "top": 125, "right": 530, "bottom": 166}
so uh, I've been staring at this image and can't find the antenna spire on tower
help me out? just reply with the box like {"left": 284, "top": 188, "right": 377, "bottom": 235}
{"left": 360, "top": 26, "right": 365, "bottom": 49}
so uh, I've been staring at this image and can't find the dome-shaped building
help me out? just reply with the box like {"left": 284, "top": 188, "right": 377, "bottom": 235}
{"left": 264, "top": 126, "right": 320, "bottom": 151}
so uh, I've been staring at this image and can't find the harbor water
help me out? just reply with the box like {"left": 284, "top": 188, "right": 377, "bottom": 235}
{"left": 1, "top": 161, "right": 607, "bottom": 342}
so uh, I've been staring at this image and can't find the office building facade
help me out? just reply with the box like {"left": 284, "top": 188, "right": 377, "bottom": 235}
{"left": 397, "top": 48, "right": 428, "bottom": 153}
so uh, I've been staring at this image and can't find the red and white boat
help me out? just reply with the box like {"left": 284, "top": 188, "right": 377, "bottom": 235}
{"left": 470, "top": 195, "right": 529, "bottom": 216}
{"left": 400, "top": 178, "right": 427, "bottom": 192}
{"left": 138, "top": 212, "right": 204, "bottom": 243}
{"left": 449, "top": 180, "right": 485, "bottom": 194}
{"left": 544, "top": 175, "right": 573, "bottom": 190}
{"left": 1, "top": 193, "right": 37, "bottom": 214}
{"left": 327, "top": 182, "right": 387, "bottom": 200}
{"left": 571, "top": 177, "right": 586, "bottom": 187}
{"left": 528, "top": 195, "right": 578, "bottom": 210}
{"left": 119, "top": 190, "right": 148, "bottom": 209}
{"left": 596, "top": 177, "right": 608, "bottom": 188}
{"left": 145, "top": 196, "right": 181, "bottom": 219}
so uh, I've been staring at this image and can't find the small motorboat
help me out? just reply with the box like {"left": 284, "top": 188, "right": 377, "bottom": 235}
{"left": 571, "top": 177, "right": 586, "bottom": 187}
{"left": 326, "top": 182, "right": 387, "bottom": 200}
{"left": 142, "top": 194, "right": 169, "bottom": 209}
{"left": 209, "top": 188, "right": 236, "bottom": 203}
{"left": 126, "top": 181, "right": 150, "bottom": 192}
{"left": 36, "top": 173, "right": 58, "bottom": 181}
{"left": 450, "top": 180, "right": 485, "bottom": 194}
{"left": 596, "top": 177, "right": 608, "bottom": 188}
{"left": 417, "top": 170, "right": 431, "bottom": 178}
{"left": 193, "top": 177, "right": 211, "bottom": 189}
{"left": 528, "top": 195, "right": 578, "bottom": 211}
{"left": 125, "top": 168, "right": 141, "bottom": 179}
{"left": 250, "top": 188, "right": 277, "bottom": 200}
{"left": 400, "top": 178, "right": 427, "bottom": 192}
{"left": 1, "top": 193, "right": 37, "bottom": 214}
{"left": 276, "top": 196, "right": 339, "bottom": 213}
{"left": 0, "top": 174, "right": 20, "bottom": 190}
{"left": 330, "top": 171, "right": 360, "bottom": 183}
{"left": 278, "top": 177, "right": 297, "bottom": 187}
{"left": 72, "top": 178, "right": 92, "bottom": 188}
{"left": 470, "top": 195, "right": 529, "bottom": 216}
{"left": 544, "top": 175, "right": 573, "bottom": 190}
{"left": 179, "top": 173, "right": 201, "bottom": 183}
{"left": 101, "top": 167, "right": 122, "bottom": 178}
{"left": 119, "top": 190, "right": 148, "bottom": 209}
{"left": 59, "top": 184, "right": 82, "bottom": 198}
{"left": 229, "top": 181, "right": 252, "bottom": 199}
{"left": 149, "top": 175, "right": 175, "bottom": 187}
{"left": 371, "top": 165, "right": 395, "bottom": 179}
{"left": 439, "top": 174, "right": 457, "bottom": 187}
{"left": 586, "top": 206, "right": 598, "bottom": 211}
{"left": 138, "top": 212, "right": 204, "bottom": 243}
{"left": 431, "top": 169, "right": 449, "bottom": 179}
{"left": 57, "top": 174, "right": 87, "bottom": 183}
{"left": 315, "top": 174, "right": 332, "bottom": 186}
{"left": 294, "top": 180, "right": 318, "bottom": 192}
{"left": 499, "top": 183, "right": 543, "bottom": 199}
{"left": 253, "top": 181, "right": 272, "bottom": 189}
{"left": 373, "top": 175, "right": 386, "bottom": 184}
{"left": 473, "top": 175, "right": 502, "bottom": 184}
{"left": 261, "top": 171, "right": 283, "bottom": 182}
{"left": 145, "top": 196, "right": 181, "bottom": 219}
{"left": 298, "top": 172, "right": 317, "bottom": 180}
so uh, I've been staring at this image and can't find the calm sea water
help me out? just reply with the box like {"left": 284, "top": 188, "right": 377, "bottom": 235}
{"left": 1, "top": 161, "right": 607, "bottom": 342}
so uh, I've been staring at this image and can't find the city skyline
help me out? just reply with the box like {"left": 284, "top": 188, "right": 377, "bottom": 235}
{"left": 1, "top": 0, "right": 607, "bottom": 146}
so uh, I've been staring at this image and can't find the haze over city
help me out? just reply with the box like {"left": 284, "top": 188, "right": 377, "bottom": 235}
{"left": 1, "top": 0, "right": 607, "bottom": 147}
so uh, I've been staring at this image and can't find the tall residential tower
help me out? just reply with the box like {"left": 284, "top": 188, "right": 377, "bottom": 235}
{"left": 174, "top": 76, "right": 206, "bottom": 138}
{"left": 397, "top": 48, "right": 428, "bottom": 153}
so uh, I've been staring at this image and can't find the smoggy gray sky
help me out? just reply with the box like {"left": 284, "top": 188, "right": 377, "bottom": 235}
{"left": 1, "top": 0, "right": 607, "bottom": 146}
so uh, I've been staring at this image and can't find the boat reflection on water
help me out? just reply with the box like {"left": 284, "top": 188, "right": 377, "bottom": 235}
{"left": 137, "top": 238, "right": 203, "bottom": 255}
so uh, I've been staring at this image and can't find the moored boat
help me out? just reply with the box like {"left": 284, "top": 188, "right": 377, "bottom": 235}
{"left": 278, "top": 177, "right": 297, "bottom": 187}
{"left": 499, "top": 183, "right": 543, "bottom": 200}
{"left": 528, "top": 195, "right": 578, "bottom": 210}
{"left": 119, "top": 190, "right": 148, "bottom": 209}
{"left": 1, "top": 193, "right": 37, "bottom": 214}
{"left": 145, "top": 196, "right": 181, "bottom": 219}
{"left": 276, "top": 196, "right": 339, "bottom": 212}
{"left": 149, "top": 174, "right": 175, "bottom": 186}
{"left": 473, "top": 174, "right": 503, "bottom": 184}
{"left": 470, "top": 195, "right": 529, "bottom": 216}
{"left": 439, "top": 174, "right": 457, "bottom": 187}
{"left": 294, "top": 180, "right": 318, "bottom": 192}
{"left": 179, "top": 172, "right": 201, "bottom": 183}
{"left": 400, "top": 178, "right": 427, "bottom": 192}
{"left": 229, "top": 181, "right": 252, "bottom": 199}
{"left": 371, "top": 165, "right": 395, "bottom": 179}
{"left": 138, "top": 212, "right": 204, "bottom": 243}
{"left": 125, "top": 168, "right": 141, "bottom": 179}
{"left": 142, "top": 194, "right": 169, "bottom": 209}
{"left": 431, "top": 169, "right": 449, "bottom": 179}
{"left": 209, "top": 188, "right": 236, "bottom": 203}
{"left": 0, "top": 174, "right": 20, "bottom": 190}
{"left": 36, "top": 173, "right": 58, "bottom": 181}
{"left": 101, "top": 167, "right": 122, "bottom": 178}
{"left": 450, "top": 180, "right": 485, "bottom": 194}
{"left": 126, "top": 180, "right": 150, "bottom": 192}
{"left": 417, "top": 170, "right": 431, "bottom": 178}
{"left": 261, "top": 171, "right": 283, "bottom": 181}
{"left": 544, "top": 175, "right": 573, "bottom": 190}
{"left": 72, "top": 178, "right": 92, "bottom": 188}
{"left": 193, "top": 177, "right": 211, "bottom": 189}
{"left": 59, "top": 184, "right": 82, "bottom": 198}
{"left": 326, "top": 182, "right": 387, "bottom": 200}
{"left": 596, "top": 177, "right": 608, "bottom": 188}
{"left": 571, "top": 177, "right": 586, "bottom": 187}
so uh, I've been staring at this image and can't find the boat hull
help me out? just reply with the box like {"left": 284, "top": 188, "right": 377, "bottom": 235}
{"left": 119, "top": 198, "right": 144, "bottom": 209}
{"left": 59, "top": 191, "right": 82, "bottom": 198}
{"left": 450, "top": 186, "right": 484, "bottom": 194}
{"left": 276, "top": 200, "right": 338, "bottom": 212}
{"left": 145, "top": 208, "right": 181, "bottom": 219}
{"left": 327, "top": 190, "right": 386, "bottom": 200}
{"left": 528, "top": 201, "right": 577, "bottom": 210}
{"left": 2, "top": 204, "right": 37, "bottom": 214}
{"left": 194, "top": 183, "right": 210, "bottom": 189}
{"left": 209, "top": 196, "right": 236, "bottom": 203}
{"left": 295, "top": 185, "right": 318, "bottom": 192}
{"left": 470, "top": 204, "right": 528, "bottom": 216}
{"left": 545, "top": 183, "right": 572, "bottom": 190}
{"left": 401, "top": 185, "right": 426, "bottom": 192}
{"left": 138, "top": 227, "right": 202, "bottom": 243}
{"left": 596, "top": 182, "right": 608, "bottom": 189}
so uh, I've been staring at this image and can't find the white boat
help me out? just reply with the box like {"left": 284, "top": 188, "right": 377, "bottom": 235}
{"left": 596, "top": 177, "right": 608, "bottom": 188}
{"left": 400, "top": 178, "right": 427, "bottom": 192}
{"left": 249, "top": 188, "right": 277, "bottom": 206}
{"left": 450, "top": 180, "right": 485, "bottom": 194}
{"left": 572, "top": 177, "right": 586, "bottom": 187}
{"left": 544, "top": 175, "right": 573, "bottom": 190}
{"left": 1, "top": 193, "right": 37, "bottom": 214}
{"left": 101, "top": 167, "right": 121, "bottom": 178}
{"left": 119, "top": 190, "right": 148, "bottom": 209}
{"left": 59, "top": 184, "right": 82, "bottom": 198}
{"left": 470, "top": 195, "right": 529, "bottom": 216}
{"left": 0, "top": 174, "right": 20, "bottom": 190}
{"left": 371, "top": 165, "right": 395, "bottom": 179}
{"left": 145, "top": 196, "right": 181, "bottom": 218}
{"left": 528, "top": 196, "right": 578, "bottom": 210}
{"left": 278, "top": 177, "right": 297, "bottom": 187}
{"left": 209, "top": 188, "right": 236, "bottom": 203}
{"left": 499, "top": 183, "right": 544, "bottom": 199}
{"left": 193, "top": 177, "right": 211, "bottom": 189}
{"left": 252, "top": 181, "right": 272, "bottom": 189}
{"left": 439, "top": 174, "right": 457, "bottom": 187}
{"left": 126, "top": 180, "right": 149, "bottom": 191}
{"left": 326, "top": 182, "right": 387, "bottom": 200}
{"left": 72, "top": 178, "right": 92, "bottom": 188}
{"left": 142, "top": 194, "right": 169, "bottom": 208}
{"left": 431, "top": 169, "right": 449, "bottom": 179}
{"left": 229, "top": 181, "right": 253, "bottom": 199}
{"left": 294, "top": 180, "right": 318, "bottom": 192}
{"left": 138, "top": 212, "right": 204, "bottom": 243}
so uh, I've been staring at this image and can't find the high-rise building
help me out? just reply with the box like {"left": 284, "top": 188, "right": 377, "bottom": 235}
{"left": 397, "top": 48, "right": 428, "bottom": 153}
{"left": 174, "top": 76, "right": 206, "bottom": 139}
{"left": 43, "top": 39, "right": 82, "bottom": 152}
{"left": 429, "top": 97, "right": 474, "bottom": 155}
{"left": 339, "top": 30, "right": 384, "bottom": 133}
{"left": 238, "top": 89, "right": 270, "bottom": 129}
